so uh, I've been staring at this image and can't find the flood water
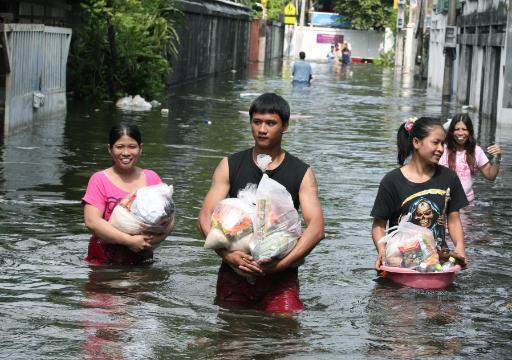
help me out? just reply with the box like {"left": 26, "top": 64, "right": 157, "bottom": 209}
{"left": 1, "top": 61, "right": 511, "bottom": 359}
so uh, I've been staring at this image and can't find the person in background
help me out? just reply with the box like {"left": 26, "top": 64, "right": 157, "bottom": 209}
{"left": 326, "top": 45, "right": 336, "bottom": 61}
{"left": 371, "top": 117, "right": 468, "bottom": 272}
{"left": 335, "top": 43, "right": 341, "bottom": 60}
{"left": 340, "top": 42, "right": 351, "bottom": 65}
{"left": 292, "top": 51, "right": 313, "bottom": 84}
{"left": 198, "top": 93, "right": 324, "bottom": 313}
{"left": 82, "top": 123, "right": 174, "bottom": 265}
{"left": 439, "top": 113, "right": 503, "bottom": 204}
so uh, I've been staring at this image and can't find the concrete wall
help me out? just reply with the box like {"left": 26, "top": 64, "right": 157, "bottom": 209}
{"left": 265, "top": 21, "right": 285, "bottom": 61}
{"left": 249, "top": 20, "right": 285, "bottom": 63}
{"left": 427, "top": 0, "right": 511, "bottom": 125}
{"left": 169, "top": 0, "right": 251, "bottom": 85}
{"left": 455, "top": 0, "right": 509, "bottom": 124}
{"left": 292, "top": 26, "right": 389, "bottom": 61}
{"left": 427, "top": 14, "right": 448, "bottom": 93}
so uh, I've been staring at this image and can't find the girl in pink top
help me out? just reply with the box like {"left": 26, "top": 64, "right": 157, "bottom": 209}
{"left": 439, "top": 113, "right": 503, "bottom": 203}
{"left": 82, "top": 123, "right": 173, "bottom": 265}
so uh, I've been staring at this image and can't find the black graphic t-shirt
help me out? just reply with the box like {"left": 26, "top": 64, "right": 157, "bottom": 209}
{"left": 371, "top": 165, "right": 468, "bottom": 250}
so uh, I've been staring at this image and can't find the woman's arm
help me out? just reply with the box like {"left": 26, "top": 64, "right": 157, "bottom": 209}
{"left": 84, "top": 204, "right": 151, "bottom": 252}
{"left": 447, "top": 211, "right": 466, "bottom": 262}
{"left": 372, "top": 218, "right": 387, "bottom": 271}
{"left": 479, "top": 144, "right": 502, "bottom": 181}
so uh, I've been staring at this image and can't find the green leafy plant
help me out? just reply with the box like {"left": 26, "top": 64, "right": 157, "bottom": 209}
{"left": 333, "top": 0, "right": 395, "bottom": 31}
{"left": 68, "top": 0, "right": 181, "bottom": 102}
{"left": 373, "top": 49, "right": 395, "bottom": 66}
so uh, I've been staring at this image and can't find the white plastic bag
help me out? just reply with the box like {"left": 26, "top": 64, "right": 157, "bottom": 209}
{"left": 109, "top": 183, "right": 175, "bottom": 235}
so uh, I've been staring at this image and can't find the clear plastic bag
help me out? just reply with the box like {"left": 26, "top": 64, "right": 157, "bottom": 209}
{"left": 379, "top": 214, "right": 439, "bottom": 269}
{"left": 203, "top": 197, "right": 254, "bottom": 253}
{"left": 204, "top": 154, "right": 301, "bottom": 264}
{"left": 249, "top": 155, "right": 301, "bottom": 262}
{"left": 109, "top": 183, "right": 175, "bottom": 235}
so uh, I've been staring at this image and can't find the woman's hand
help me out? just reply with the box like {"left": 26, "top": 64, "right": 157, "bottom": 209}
{"left": 452, "top": 246, "right": 468, "bottom": 268}
{"left": 143, "top": 216, "right": 175, "bottom": 250}
{"left": 374, "top": 252, "right": 384, "bottom": 273}
{"left": 487, "top": 144, "right": 502, "bottom": 160}
{"left": 126, "top": 234, "right": 152, "bottom": 253}
{"left": 221, "top": 250, "right": 263, "bottom": 275}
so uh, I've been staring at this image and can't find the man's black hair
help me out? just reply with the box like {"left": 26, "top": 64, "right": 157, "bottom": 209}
{"left": 299, "top": 51, "right": 306, "bottom": 59}
{"left": 249, "top": 93, "right": 290, "bottom": 125}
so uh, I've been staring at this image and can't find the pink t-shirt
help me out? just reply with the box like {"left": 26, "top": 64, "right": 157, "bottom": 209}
{"left": 82, "top": 169, "right": 162, "bottom": 265}
{"left": 439, "top": 145, "right": 488, "bottom": 202}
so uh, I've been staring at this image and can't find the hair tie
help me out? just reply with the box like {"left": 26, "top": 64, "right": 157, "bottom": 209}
{"left": 404, "top": 117, "right": 418, "bottom": 133}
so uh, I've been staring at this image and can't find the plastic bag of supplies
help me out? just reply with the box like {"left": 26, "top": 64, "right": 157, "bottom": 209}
{"left": 109, "top": 183, "right": 175, "bottom": 235}
{"left": 379, "top": 214, "right": 439, "bottom": 269}
{"left": 203, "top": 191, "right": 255, "bottom": 253}
{"left": 203, "top": 154, "right": 301, "bottom": 265}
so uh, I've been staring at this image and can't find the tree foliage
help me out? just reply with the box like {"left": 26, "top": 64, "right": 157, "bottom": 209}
{"left": 333, "top": 0, "right": 395, "bottom": 31}
{"left": 68, "top": 0, "right": 181, "bottom": 101}
{"left": 249, "top": 0, "right": 288, "bottom": 22}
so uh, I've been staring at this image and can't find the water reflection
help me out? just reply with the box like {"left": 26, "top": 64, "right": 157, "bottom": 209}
{"left": 81, "top": 266, "right": 170, "bottom": 359}
{"left": 1, "top": 112, "right": 66, "bottom": 191}
{"left": 367, "top": 281, "right": 463, "bottom": 358}
{"left": 189, "top": 310, "right": 305, "bottom": 359}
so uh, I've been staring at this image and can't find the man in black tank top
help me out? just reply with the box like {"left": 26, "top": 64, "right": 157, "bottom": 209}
{"left": 198, "top": 93, "right": 325, "bottom": 313}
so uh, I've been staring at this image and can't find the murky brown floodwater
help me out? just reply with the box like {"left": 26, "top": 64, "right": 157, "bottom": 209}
{"left": 1, "top": 60, "right": 511, "bottom": 359}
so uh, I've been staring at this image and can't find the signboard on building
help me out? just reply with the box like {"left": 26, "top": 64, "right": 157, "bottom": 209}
{"left": 316, "top": 33, "right": 344, "bottom": 44}
{"left": 310, "top": 12, "right": 351, "bottom": 28}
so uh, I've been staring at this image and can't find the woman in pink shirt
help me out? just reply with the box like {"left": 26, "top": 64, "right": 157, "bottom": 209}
{"left": 439, "top": 113, "right": 503, "bottom": 203}
{"left": 82, "top": 123, "right": 173, "bottom": 265}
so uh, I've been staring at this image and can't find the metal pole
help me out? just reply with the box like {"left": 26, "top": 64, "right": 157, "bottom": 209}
{"left": 299, "top": 0, "right": 306, "bottom": 27}
{"left": 395, "top": 4, "right": 405, "bottom": 68}
{"left": 442, "top": 0, "right": 457, "bottom": 99}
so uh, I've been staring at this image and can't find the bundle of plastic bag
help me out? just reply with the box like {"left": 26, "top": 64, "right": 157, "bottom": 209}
{"left": 249, "top": 154, "right": 301, "bottom": 262}
{"left": 204, "top": 155, "right": 301, "bottom": 264}
{"left": 109, "top": 183, "right": 175, "bottom": 235}
{"left": 203, "top": 191, "right": 255, "bottom": 253}
{"left": 379, "top": 214, "right": 439, "bottom": 269}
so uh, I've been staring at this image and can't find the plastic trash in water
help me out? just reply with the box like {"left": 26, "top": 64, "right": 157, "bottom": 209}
{"left": 115, "top": 95, "right": 152, "bottom": 111}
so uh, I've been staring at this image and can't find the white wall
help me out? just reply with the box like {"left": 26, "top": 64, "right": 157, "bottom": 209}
{"left": 292, "top": 26, "right": 389, "bottom": 61}
{"left": 427, "top": 14, "right": 448, "bottom": 93}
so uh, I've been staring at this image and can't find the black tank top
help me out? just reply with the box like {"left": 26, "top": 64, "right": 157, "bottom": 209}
{"left": 228, "top": 148, "right": 309, "bottom": 209}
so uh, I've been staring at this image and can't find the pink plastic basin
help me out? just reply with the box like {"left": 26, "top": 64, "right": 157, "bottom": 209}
{"left": 381, "top": 265, "right": 462, "bottom": 289}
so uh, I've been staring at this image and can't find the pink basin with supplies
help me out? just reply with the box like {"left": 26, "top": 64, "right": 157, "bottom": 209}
{"left": 381, "top": 265, "right": 462, "bottom": 289}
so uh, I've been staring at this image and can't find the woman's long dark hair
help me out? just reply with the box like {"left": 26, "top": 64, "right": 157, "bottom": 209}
{"left": 446, "top": 113, "right": 477, "bottom": 175}
{"left": 397, "top": 117, "right": 443, "bottom": 165}
{"left": 108, "top": 123, "right": 142, "bottom": 147}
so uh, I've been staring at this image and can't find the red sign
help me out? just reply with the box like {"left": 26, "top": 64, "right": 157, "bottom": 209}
{"left": 316, "top": 34, "right": 344, "bottom": 44}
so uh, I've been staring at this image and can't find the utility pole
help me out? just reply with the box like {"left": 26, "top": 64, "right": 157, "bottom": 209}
{"left": 404, "top": 0, "right": 419, "bottom": 73}
{"left": 299, "top": 0, "right": 306, "bottom": 26}
{"left": 442, "top": 0, "right": 457, "bottom": 99}
{"left": 395, "top": 2, "right": 405, "bottom": 68}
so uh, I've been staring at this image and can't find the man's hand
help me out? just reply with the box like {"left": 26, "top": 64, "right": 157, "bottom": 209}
{"left": 221, "top": 250, "right": 263, "bottom": 275}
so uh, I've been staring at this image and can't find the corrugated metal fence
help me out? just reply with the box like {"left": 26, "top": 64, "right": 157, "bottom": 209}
{"left": 1, "top": 24, "right": 71, "bottom": 136}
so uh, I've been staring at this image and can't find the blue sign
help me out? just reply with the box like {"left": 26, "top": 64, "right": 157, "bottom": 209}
{"left": 310, "top": 12, "right": 351, "bottom": 28}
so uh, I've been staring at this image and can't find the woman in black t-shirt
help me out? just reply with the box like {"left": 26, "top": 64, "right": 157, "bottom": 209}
{"left": 371, "top": 117, "right": 468, "bottom": 272}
